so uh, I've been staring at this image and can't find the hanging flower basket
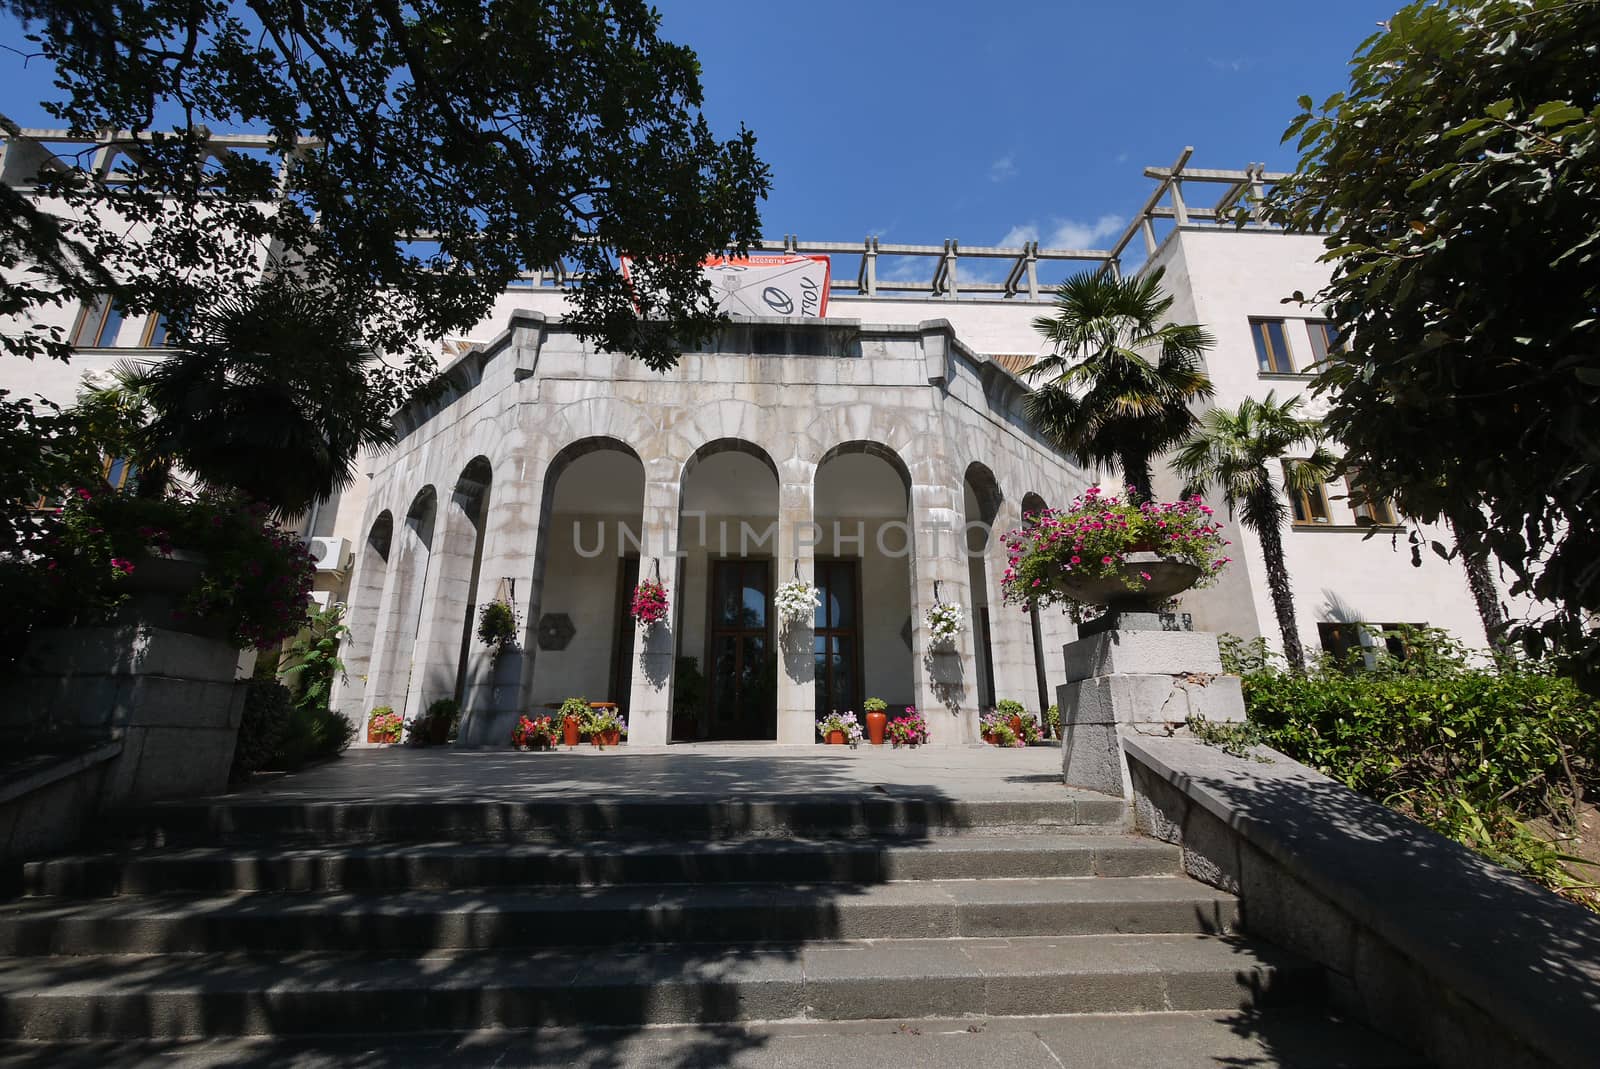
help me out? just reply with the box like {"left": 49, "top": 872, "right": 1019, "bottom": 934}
{"left": 477, "top": 598, "right": 519, "bottom": 658}
{"left": 774, "top": 579, "right": 821, "bottom": 627}
{"left": 925, "top": 601, "right": 965, "bottom": 645}
{"left": 630, "top": 579, "right": 669, "bottom": 627}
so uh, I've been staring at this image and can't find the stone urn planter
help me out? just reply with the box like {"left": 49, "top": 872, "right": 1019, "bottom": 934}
{"left": 111, "top": 551, "right": 229, "bottom": 639}
{"left": 1055, "top": 553, "right": 1204, "bottom": 612}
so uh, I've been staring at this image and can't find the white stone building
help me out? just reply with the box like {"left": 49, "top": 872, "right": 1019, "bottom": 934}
{"left": 1, "top": 130, "right": 1514, "bottom": 749}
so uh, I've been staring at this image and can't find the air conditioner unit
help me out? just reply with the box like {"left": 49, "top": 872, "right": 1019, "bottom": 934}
{"left": 308, "top": 536, "right": 350, "bottom": 573}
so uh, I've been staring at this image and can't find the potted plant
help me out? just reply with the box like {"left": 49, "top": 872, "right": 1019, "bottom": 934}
{"left": 774, "top": 578, "right": 821, "bottom": 629}
{"left": 979, "top": 710, "right": 1024, "bottom": 748}
{"left": 558, "top": 697, "right": 588, "bottom": 747}
{"left": 366, "top": 707, "right": 402, "bottom": 744}
{"left": 816, "top": 711, "right": 863, "bottom": 746}
{"left": 862, "top": 697, "right": 889, "bottom": 745}
{"left": 996, "top": 698, "right": 1027, "bottom": 739}
{"left": 924, "top": 601, "right": 964, "bottom": 646}
{"left": 630, "top": 579, "right": 669, "bottom": 628}
{"left": 1000, "top": 486, "right": 1230, "bottom": 621}
{"left": 886, "top": 708, "right": 928, "bottom": 747}
{"left": 424, "top": 698, "right": 459, "bottom": 746}
{"left": 583, "top": 705, "right": 625, "bottom": 748}
{"left": 513, "top": 714, "right": 556, "bottom": 751}
{"left": 477, "top": 599, "right": 519, "bottom": 658}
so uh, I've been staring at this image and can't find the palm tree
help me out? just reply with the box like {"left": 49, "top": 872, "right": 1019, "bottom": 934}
{"left": 1174, "top": 391, "right": 1336, "bottom": 671}
{"left": 115, "top": 280, "right": 396, "bottom": 518}
{"left": 1024, "top": 268, "right": 1215, "bottom": 499}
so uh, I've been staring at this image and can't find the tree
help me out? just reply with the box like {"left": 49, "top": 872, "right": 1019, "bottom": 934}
{"left": 2, "top": 0, "right": 770, "bottom": 377}
{"left": 1024, "top": 269, "right": 1214, "bottom": 499}
{"left": 1174, "top": 392, "right": 1336, "bottom": 671}
{"left": 1261, "top": 0, "right": 1600, "bottom": 689}
{"left": 105, "top": 280, "right": 396, "bottom": 518}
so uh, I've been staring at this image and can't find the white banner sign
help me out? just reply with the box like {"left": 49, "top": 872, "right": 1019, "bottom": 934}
{"left": 624, "top": 254, "right": 832, "bottom": 318}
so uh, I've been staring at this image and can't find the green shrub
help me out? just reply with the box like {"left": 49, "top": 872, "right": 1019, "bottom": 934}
{"left": 1237, "top": 636, "right": 1600, "bottom": 908}
{"left": 995, "top": 699, "right": 1026, "bottom": 718}
{"left": 273, "top": 704, "right": 354, "bottom": 770}
{"left": 231, "top": 680, "right": 292, "bottom": 779}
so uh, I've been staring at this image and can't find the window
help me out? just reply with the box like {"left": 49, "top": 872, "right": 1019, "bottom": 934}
{"left": 1282, "top": 460, "right": 1331, "bottom": 525}
{"left": 103, "top": 457, "right": 138, "bottom": 492}
{"left": 1319, "top": 622, "right": 1427, "bottom": 668}
{"left": 1250, "top": 318, "right": 1295, "bottom": 374}
{"left": 141, "top": 314, "right": 172, "bottom": 348}
{"left": 1345, "top": 476, "right": 1398, "bottom": 526}
{"left": 71, "top": 296, "right": 125, "bottom": 348}
{"left": 1306, "top": 320, "right": 1345, "bottom": 364}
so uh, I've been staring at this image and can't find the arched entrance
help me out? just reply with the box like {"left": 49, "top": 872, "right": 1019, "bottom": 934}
{"left": 677, "top": 440, "right": 780, "bottom": 741}
{"left": 378, "top": 486, "right": 436, "bottom": 717}
{"left": 528, "top": 440, "right": 646, "bottom": 716}
{"left": 963, "top": 463, "right": 1003, "bottom": 712}
{"left": 1021, "top": 491, "right": 1054, "bottom": 729}
{"left": 814, "top": 443, "right": 914, "bottom": 725}
{"left": 340, "top": 510, "right": 393, "bottom": 727}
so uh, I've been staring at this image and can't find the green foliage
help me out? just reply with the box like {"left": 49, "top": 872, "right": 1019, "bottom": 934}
{"left": 231, "top": 680, "right": 292, "bottom": 779}
{"left": 1238, "top": 636, "right": 1600, "bottom": 908}
{"left": 427, "top": 698, "right": 461, "bottom": 733}
{"left": 559, "top": 697, "right": 590, "bottom": 723}
{"left": 110, "top": 281, "right": 398, "bottom": 519}
{"left": 367, "top": 706, "right": 402, "bottom": 743}
{"left": 276, "top": 704, "right": 355, "bottom": 769}
{"left": 476, "top": 599, "right": 518, "bottom": 657}
{"left": 1046, "top": 704, "right": 1060, "bottom": 735}
{"left": 1218, "top": 633, "right": 1277, "bottom": 676}
{"left": 995, "top": 699, "right": 1026, "bottom": 718}
{"left": 1185, "top": 714, "right": 1272, "bottom": 763}
{"left": 6, "top": 0, "right": 770, "bottom": 373}
{"left": 278, "top": 603, "right": 348, "bottom": 715}
{"left": 862, "top": 697, "right": 888, "bottom": 714}
{"left": 1262, "top": 0, "right": 1600, "bottom": 690}
{"left": 1024, "top": 268, "right": 1215, "bottom": 498}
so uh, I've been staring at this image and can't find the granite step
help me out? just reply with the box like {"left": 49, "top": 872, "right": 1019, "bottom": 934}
{"left": 21, "top": 834, "right": 1178, "bottom": 897}
{"left": 0, "top": 933, "right": 1321, "bottom": 1040}
{"left": 0, "top": 876, "right": 1237, "bottom": 955}
{"left": 101, "top": 794, "right": 1126, "bottom": 848}
{"left": 0, "top": 1009, "right": 1433, "bottom": 1067}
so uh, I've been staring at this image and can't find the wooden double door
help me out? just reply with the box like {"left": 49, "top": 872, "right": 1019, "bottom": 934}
{"left": 706, "top": 559, "right": 775, "bottom": 739}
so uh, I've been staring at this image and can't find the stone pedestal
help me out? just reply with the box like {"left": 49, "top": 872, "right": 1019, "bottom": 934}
{"left": 3, "top": 625, "right": 246, "bottom": 804}
{"left": 1057, "top": 616, "right": 1244, "bottom": 798}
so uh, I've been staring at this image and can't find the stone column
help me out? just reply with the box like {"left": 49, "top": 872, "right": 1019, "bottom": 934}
{"left": 457, "top": 461, "right": 543, "bottom": 748}
{"left": 1058, "top": 612, "right": 1245, "bottom": 797}
{"left": 401, "top": 486, "right": 483, "bottom": 723}
{"left": 625, "top": 460, "right": 682, "bottom": 746}
{"left": 978, "top": 497, "right": 1037, "bottom": 713}
{"left": 332, "top": 522, "right": 392, "bottom": 732}
{"left": 907, "top": 475, "right": 981, "bottom": 746}
{"left": 775, "top": 457, "right": 818, "bottom": 744}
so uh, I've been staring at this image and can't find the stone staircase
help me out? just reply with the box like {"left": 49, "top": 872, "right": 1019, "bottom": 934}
{"left": 0, "top": 790, "right": 1426, "bottom": 1066}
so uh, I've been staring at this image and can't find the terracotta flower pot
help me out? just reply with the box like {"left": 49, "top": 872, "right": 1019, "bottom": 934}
{"left": 982, "top": 731, "right": 998, "bottom": 746}
{"left": 562, "top": 716, "right": 581, "bottom": 747}
{"left": 865, "top": 710, "right": 887, "bottom": 745}
{"left": 601, "top": 729, "right": 621, "bottom": 747}
{"left": 826, "top": 730, "right": 846, "bottom": 745}
{"left": 366, "top": 726, "right": 387, "bottom": 745}
{"left": 1008, "top": 715, "right": 1024, "bottom": 738}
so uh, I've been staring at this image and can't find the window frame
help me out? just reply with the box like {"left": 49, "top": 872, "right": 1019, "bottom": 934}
{"left": 1249, "top": 317, "right": 1296, "bottom": 375}
{"left": 71, "top": 296, "right": 126, "bottom": 348}
{"left": 1306, "top": 319, "right": 1346, "bottom": 365}
{"left": 1282, "top": 459, "right": 1332, "bottom": 526}
{"left": 1344, "top": 475, "right": 1398, "bottom": 527}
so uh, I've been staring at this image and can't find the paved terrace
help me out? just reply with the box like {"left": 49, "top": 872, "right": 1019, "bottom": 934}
{"left": 217, "top": 744, "right": 1074, "bottom": 804}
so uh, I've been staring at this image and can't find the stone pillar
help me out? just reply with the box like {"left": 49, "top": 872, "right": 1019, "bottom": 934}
{"left": 626, "top": 462, "right": 682, "bottom": 746}
{"left": 332, "top": 522, "right": 391, "bottom": 732}
{"left": 775, "top": 458, "right": 818, "bottom": 744}
{"left": 1058, "top": 613, "right": 1245, "bottom": 797}
{"left": 907, "top": 476, "right": 981, "bottom": 746}
{"left": 458, "top": 462, "right": 543, "bottom": 748}
{"left": 402, "top": 492, "right": 481, "bottom": 724}
{"left": 979, "top": 498, "right": 1037, "bottom": 713}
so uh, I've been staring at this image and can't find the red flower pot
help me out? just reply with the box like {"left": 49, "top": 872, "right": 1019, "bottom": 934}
{"left": 865, "top": 711, "right": 887, "bottom": 746}
{"left": 982, "top": 731, "right": 998, "bottom": 746}
{"left": 562, "top": 716, "right": 581, "bottom": 747}
{"left": 601, "top": 729, "right": 621, "bottom": 747}
{"left": 826, "top": 730, "right": 846, "bottom": 745}
{"left": 1009, "top": 715, "right": 1024, "bottom": 738}
{"left": 366, "top": 726, "right": 386, "bottom": 744}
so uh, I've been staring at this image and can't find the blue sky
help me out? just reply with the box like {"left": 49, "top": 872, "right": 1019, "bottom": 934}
{"left": 2, "top": 1, "right": 1398, "bottom": 272}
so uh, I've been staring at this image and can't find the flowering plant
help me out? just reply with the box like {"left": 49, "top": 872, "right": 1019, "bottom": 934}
{"left": 477, "top": 599, "right": 518, "bottom": 657}
{"left": 368, "top": 707, "right": 403, "bottom": 743}
{"left": 924, "top": 601, "right": 964, "bottom": 643}
{"left": 816, "top": 710, "right": 863, "bottom": 744}
{"left": 512, "top": 714, "right": 555, "bottom": 749}
{"left": 1000, "top": 486, "right": 1231, "bottom": 617}
{"left": 582, "top": 705, "right": 627, "bottom": 737}
{"left": 36, "top": 487, "right": 315, "bottom": 648}
{"left": 630, "top": 579, "right": 669, "bottom": 626}
{"left": 980, "top": 710, "right": 1025, "bottom": 748}
{"left": 774, "top": 579, "right": 821, "bottom": 627}
{"left": 887, "top": 708, "right": 929, "bottom": 746}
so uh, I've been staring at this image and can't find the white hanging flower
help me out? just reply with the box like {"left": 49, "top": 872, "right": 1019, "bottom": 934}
{"left": 925, "top": 601, "right": 965, "bottom": 642}
{"left": 774, "top": 579, "right": 821, "bottom": 626}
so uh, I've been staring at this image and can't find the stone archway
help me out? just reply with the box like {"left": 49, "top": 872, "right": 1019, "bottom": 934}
{"left": 963, "top": 462, "right": 1004, "bottom": 712}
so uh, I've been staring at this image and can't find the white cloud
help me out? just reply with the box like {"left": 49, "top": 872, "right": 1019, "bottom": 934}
{"left": 988, "top": 154, "right": 1017, "bottom": 182}
{"left": 878, "top": 255, "right": 929, "bottom": 283}
{"left": 1048, "top": 214, "right": 1123, "bottom": 249}
{"left": 999, "top": 215, "right": 1123, "bottom": 251}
